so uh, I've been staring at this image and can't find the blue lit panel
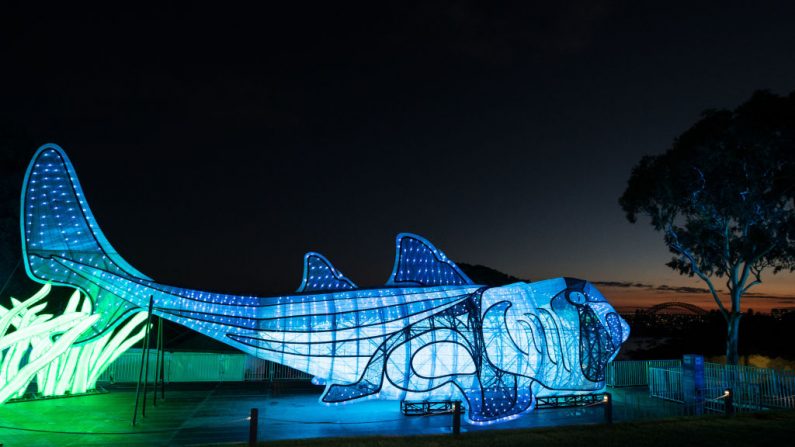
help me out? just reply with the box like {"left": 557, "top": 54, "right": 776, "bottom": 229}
{"left": 20, "top": 144, "right": 630, "bottom": 424}
{"left": 386, "top": 233, "right": 474, "bottom": 287}
{"left": 297, "top": 252, "right": 357, "bottom": 292}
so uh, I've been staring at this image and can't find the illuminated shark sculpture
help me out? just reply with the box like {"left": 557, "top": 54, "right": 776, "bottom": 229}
{"left": 20, "top": 144, "right": 629, "bottom": 423}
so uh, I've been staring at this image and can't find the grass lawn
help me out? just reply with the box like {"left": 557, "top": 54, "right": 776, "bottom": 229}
{"left": 247, "top": 411, "right": 795, "bottom": 447}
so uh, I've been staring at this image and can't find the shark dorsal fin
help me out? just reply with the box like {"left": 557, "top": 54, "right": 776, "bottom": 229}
{"left": 386, "top": 233, "right": 474, "bottom": 287}
{"left": 297, "top": 252, "right": 357, "bottom": 293}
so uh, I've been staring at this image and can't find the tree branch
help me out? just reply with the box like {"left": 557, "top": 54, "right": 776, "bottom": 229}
{"left": 723, "top": 219, "right": 735, "bottom": 281}
{"left": 723, "top": 219, "right": 743, "bottom": 298}
{"left": 742, "top": 266, "right": 763, "bottom": 294}
{"left": 738, "top": 243, "right": 776, "bottom": 295}
{"left": 667, "top": 226, "right": 729, "bottom": 319}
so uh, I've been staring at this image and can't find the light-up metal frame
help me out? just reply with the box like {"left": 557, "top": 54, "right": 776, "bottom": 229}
{"left": 20, "top": 144, "right": 629, "bottom": 423}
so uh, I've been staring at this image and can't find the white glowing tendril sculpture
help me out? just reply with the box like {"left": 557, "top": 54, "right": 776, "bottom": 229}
{"left": 0, "top": 284, "right": 146, "bottom": 403}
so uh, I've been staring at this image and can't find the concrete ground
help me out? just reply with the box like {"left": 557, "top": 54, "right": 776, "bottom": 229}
{"left": 0, "top": 382, "right": 692, "bottom": 447}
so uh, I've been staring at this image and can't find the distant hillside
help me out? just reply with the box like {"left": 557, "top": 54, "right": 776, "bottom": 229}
{"left": 457, "top": 263, "right": 528, "bottom": 286}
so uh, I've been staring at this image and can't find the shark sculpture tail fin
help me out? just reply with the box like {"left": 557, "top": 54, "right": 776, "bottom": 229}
{"left": 21, "top": 144, "right": 149, "bottom": 342}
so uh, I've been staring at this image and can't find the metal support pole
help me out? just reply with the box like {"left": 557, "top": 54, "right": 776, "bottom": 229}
{"left": 604, "top": 392, "right": 613, "bottom": 424}
{"left": 248, "top": 408, "right": 259, "bottom": 447}
{"left": 142, "top": 296, "right": 155, "bottom": 417}
{"left": 725, "top": 388, "right": 734, "bottom": 417}
{"left": 153, "top": 316, "right": 162, "bottom": 406}
{"left": 452, "top": 401, "right": 461, "bottom": 435}
{"left": 132, "top": 296, "right": 154, "bottom": 425}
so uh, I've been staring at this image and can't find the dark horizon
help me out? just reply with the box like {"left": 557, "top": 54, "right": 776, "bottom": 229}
{"left": 2, "top": 2, "right": 795, "bottom": 309}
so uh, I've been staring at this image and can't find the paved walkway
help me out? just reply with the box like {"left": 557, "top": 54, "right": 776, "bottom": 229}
{"left": 0, "top": 382, "right": 691, "bottom": 446}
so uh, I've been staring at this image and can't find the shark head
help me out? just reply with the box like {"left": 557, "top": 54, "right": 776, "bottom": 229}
{"left": 480, "top": 278, "right": 629, "bottom": 394}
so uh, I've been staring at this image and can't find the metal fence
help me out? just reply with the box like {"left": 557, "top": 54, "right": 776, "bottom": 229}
{"left": 606, "top": 359, "right": 682, "bottom": 387}
{"left": 99, "top": 353, "right": 795, "bottom": 409}
{"left": 648, "top": 366, "right": 683, "bottom": 402}
{"left": 99, "top": 349, "right": 167, "bottom": 382}
{"left": 648, "top": 361, "right": 795, "bottom": 413}
{"left": 244, "top": 356, "right": 313, "bottom": 381}
{"left": 99, "top": 350, "right": 310, "bottom": 383}
{"left": 704, "top": 363, "right": 795, "bottom": 410}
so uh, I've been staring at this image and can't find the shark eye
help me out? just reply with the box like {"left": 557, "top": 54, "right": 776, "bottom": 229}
{"left": 567, "top": 291, "right": 585, "bottom": 304}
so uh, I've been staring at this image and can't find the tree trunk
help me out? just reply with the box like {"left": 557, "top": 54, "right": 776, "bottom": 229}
{"left": 725, "top": 314, "right": 741, "bottom": 365}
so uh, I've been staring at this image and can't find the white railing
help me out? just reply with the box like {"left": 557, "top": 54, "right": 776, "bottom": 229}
{"left": 606, "top": 359, "right": 682, "bottom": 387}
{"left": 648, "top": 366, "right": 684, "bottom": 402}
{"left": 99, "top": 354, "right": 795, "bottom": 408}
{"left": 99, "top": 350, "right": 309, "bottom": 383}
{"left": 99, "top": 350, "right": 166, "bottom": 382}
{"left": 647, "top": 361, "right": 795, "bottom": 412}
{"left": 243, "top": 356, "right": 312, "bottom": 381}
{"left": 703, "top": 363, "right": 795, "bottom": 410}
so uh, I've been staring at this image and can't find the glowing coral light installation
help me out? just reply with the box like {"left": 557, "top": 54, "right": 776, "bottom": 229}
{"left": 0, "top": 284, "right": 147, "bottom": 403}
{"left": 19, "top": 143, "right": 629, "bottom": 423}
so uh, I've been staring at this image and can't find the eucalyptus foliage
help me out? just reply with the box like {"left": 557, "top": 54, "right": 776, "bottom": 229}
{"left": 620, "top": 90, "right": 795, "bottom": 364}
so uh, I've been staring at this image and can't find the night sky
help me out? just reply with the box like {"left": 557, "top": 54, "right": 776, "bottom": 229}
{"left": 3, "top": 2, "right": 795, "bottom": 310}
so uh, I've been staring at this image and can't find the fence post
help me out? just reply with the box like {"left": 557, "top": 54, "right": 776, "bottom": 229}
{"left": 249, "top": 408, "right": 259, "bottom": 446}
{"left": 606, "top": 362, "right": 613, "bottom": 387}
{"left": 452, "top": 401, "right": 461, "bottom": 435}
{"left": 604, "top": 392, "right": 613, "bottom": 424}
{"left": 724, "top": 388, "right": 734, "bottom": 417}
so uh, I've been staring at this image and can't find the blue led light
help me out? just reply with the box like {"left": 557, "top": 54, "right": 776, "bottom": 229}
{"left": 19, "top": 144, "right": 630, "bottom": 423}
{"left": 297, "top": 252, "right": 357, "bottom": 293}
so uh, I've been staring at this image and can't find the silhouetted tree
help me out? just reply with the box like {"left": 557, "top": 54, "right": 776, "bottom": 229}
{"left": 620, "top": 90, "right": 795, "bottom": 365}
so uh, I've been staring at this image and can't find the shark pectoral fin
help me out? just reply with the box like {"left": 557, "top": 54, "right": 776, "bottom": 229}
{"left": 386, "top": 233, "right": 475, "bottom": 286}
{"left": 297, "top": 252, "right": 357, "bottom": 293}
{"left": 466, "top": 371, "right": 535, "bottom": 423}
{"left": 321, "top": 378, "right": 381, "bottom": 403}
{"left": 321, "top": 343, "right": 388, "bottom": 403}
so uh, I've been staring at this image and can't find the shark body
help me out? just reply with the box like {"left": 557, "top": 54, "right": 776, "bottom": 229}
{"left": 20, "top": 144, "right": 629, "bottom": 423}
